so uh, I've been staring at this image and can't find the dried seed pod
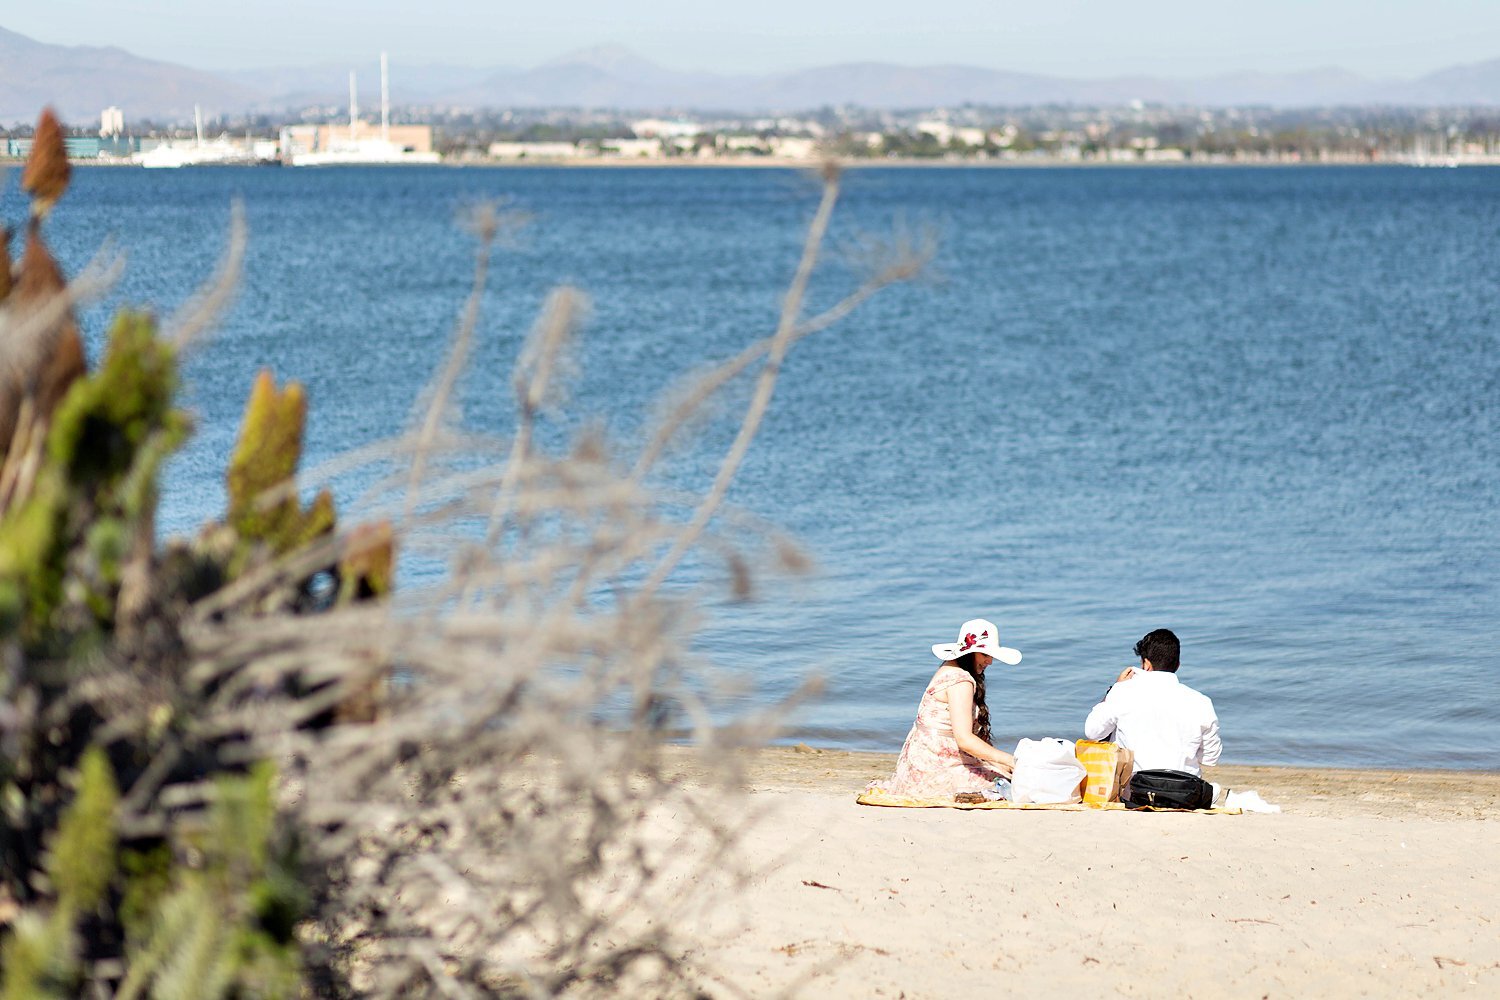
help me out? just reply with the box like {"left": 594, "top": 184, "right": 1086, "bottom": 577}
{"left": 339, "top": 519, "right": 395, "bottom": 602}
{"left": 0, "top": 222, "right": 86, "bottom": 449}
{"left": 21, "top": 108, "right": 71, "bottom": 219}
{"left": 18, "top": 223, "right": 87, "bottom": 407}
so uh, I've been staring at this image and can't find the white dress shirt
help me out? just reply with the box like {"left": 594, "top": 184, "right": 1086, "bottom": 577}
{"left": 1083, "top": 670, "right": 1221, "bottom": 775}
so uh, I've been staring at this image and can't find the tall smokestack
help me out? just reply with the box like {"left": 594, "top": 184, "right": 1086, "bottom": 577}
{"left": 381, "top": 52, "right": 390, "bottom": 144}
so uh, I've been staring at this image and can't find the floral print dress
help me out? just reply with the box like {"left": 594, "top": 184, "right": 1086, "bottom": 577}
{"left": 879, "top": 665, "right": 1004, "bottom": 797}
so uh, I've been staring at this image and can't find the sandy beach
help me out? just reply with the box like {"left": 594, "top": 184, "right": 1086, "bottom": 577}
{"left": 662, "top": 747, "right": 1500, "bottom": 998}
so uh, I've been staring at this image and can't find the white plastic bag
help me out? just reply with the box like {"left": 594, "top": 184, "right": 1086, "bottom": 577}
{"left": 1223, "top": 789, "right": 1281, "bottom": 814}
{"left": 1010, "top": 738, "right": 1088, "bottom": 805}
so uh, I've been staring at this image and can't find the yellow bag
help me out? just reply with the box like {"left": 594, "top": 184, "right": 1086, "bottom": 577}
{"left": 1075, "top": 740, "right": 1134, "bottom": 806}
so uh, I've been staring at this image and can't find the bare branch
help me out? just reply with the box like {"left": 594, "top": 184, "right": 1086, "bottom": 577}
{"left": 164, "top": 200, "right": 247, "bottom": 351}
{"left": 404, "top": 203, "right": 506, "bottom": 525}
{"left": 640, "top": 167, "right": 842, "bottom": 595}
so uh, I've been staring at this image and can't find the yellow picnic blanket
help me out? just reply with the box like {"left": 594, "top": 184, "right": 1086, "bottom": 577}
{"left": 857, "top": 786, "right": 1242, "bottom": 814}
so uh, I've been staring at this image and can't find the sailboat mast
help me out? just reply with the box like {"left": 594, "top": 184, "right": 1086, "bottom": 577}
{"left": 194, "top": 104, "right": 204, "bottom": 147}
{"left": 349, "top": 72, "right": 358, "bottom": 140}
{"left": 381, "top": 52, "right": 390, "bottom": 144}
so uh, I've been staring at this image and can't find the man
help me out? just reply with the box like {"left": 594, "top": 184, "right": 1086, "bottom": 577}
{"left": 1084, "top": 629, "right": 1221, "bottom": 803}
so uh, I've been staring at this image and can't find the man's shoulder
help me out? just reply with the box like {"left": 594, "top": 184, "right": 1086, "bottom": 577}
{"left": 1174, "top": 677, "right": 1217, "bottom": 712}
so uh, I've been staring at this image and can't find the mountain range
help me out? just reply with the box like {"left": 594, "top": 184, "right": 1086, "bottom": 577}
{"left": 3, "top": 27, "right": 1498, "bottom": 125}
{"left": 0, "top": 27, "right": 259, "bottom": 124}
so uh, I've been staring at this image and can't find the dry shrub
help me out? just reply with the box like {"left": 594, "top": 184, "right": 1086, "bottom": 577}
{"left": 234, "top": 165, "right": 924, "bottom": 996}
{"left": 2, "top": 154, "right": 926, "bottom": 997}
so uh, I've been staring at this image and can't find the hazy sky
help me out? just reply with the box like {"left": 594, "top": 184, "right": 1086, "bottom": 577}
{"left": 9, "top": 0, "right": 1500, "bottom": 78}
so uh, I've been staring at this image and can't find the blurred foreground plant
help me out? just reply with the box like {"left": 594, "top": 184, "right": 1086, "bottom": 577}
{"left": 0, "top": 109, "right": 925, "bottom": 997}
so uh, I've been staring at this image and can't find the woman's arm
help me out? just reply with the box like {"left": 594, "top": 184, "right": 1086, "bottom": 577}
{"left": 945, "top": 682, "right": 1015, "bottom": 776}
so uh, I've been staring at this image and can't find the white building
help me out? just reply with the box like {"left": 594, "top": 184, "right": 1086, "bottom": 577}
{"left": 916, "top": 120, "right": 954, "bottom": 145}
{"left": 601, "top": 138, "right": 662, "bottom": 158}
{"left": 100, "top": 106, "right": 124, "bottom": 138}
{"left": 629, "top": 118, "right": 703, "bottom": 139}
{"left": 914, "top": 122, "right": 988, "bottom": 147}
{"left": 782, "top": 118, "right": 826, "bottom": 137}
{"left": 488, "top": 141, "right": 585, "bottom": 160}
{"left": 768, "top": 136, "right": 817, "bottom": 160}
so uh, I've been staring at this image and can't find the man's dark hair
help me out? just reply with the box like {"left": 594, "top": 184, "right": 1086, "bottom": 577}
{"left": 1133, "top": 628, "right": 1180, "bottom": 673}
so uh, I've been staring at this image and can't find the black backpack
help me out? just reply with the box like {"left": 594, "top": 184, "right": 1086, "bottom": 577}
{"left": 1123, "top": 769, "right": 1215, "bottom": 810}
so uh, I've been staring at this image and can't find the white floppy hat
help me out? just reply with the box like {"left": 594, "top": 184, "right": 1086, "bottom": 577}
{"left": 931, "top": 618, "right": 1022, "bottom": 665}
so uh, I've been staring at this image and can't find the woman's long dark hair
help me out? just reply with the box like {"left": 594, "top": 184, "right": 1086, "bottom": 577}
{"left": 953, "top": 652, "right": 991, "bottom": 745}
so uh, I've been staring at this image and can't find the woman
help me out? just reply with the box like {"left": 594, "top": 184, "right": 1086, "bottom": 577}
{"left": 879, "top": 618, "right": 1021, "bottom": 798}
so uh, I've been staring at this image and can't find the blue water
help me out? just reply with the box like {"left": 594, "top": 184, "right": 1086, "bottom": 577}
{"left": 11, "top": 164, "right": 1500, "bottom": 769}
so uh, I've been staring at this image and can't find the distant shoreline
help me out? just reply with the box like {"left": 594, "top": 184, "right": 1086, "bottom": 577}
{"left": 470, "top": 157, "right": 1496, "bottom": 170}
{"left": 22, "top": 156, "right": 1494, "bottom": 171}
{"left": 462, "top": 157, "right": 1367, "bottom": 170}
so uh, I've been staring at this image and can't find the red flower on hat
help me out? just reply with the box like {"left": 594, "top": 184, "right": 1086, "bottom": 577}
{"left": 958, "top": 629, "right": 991, "bottom": 653}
